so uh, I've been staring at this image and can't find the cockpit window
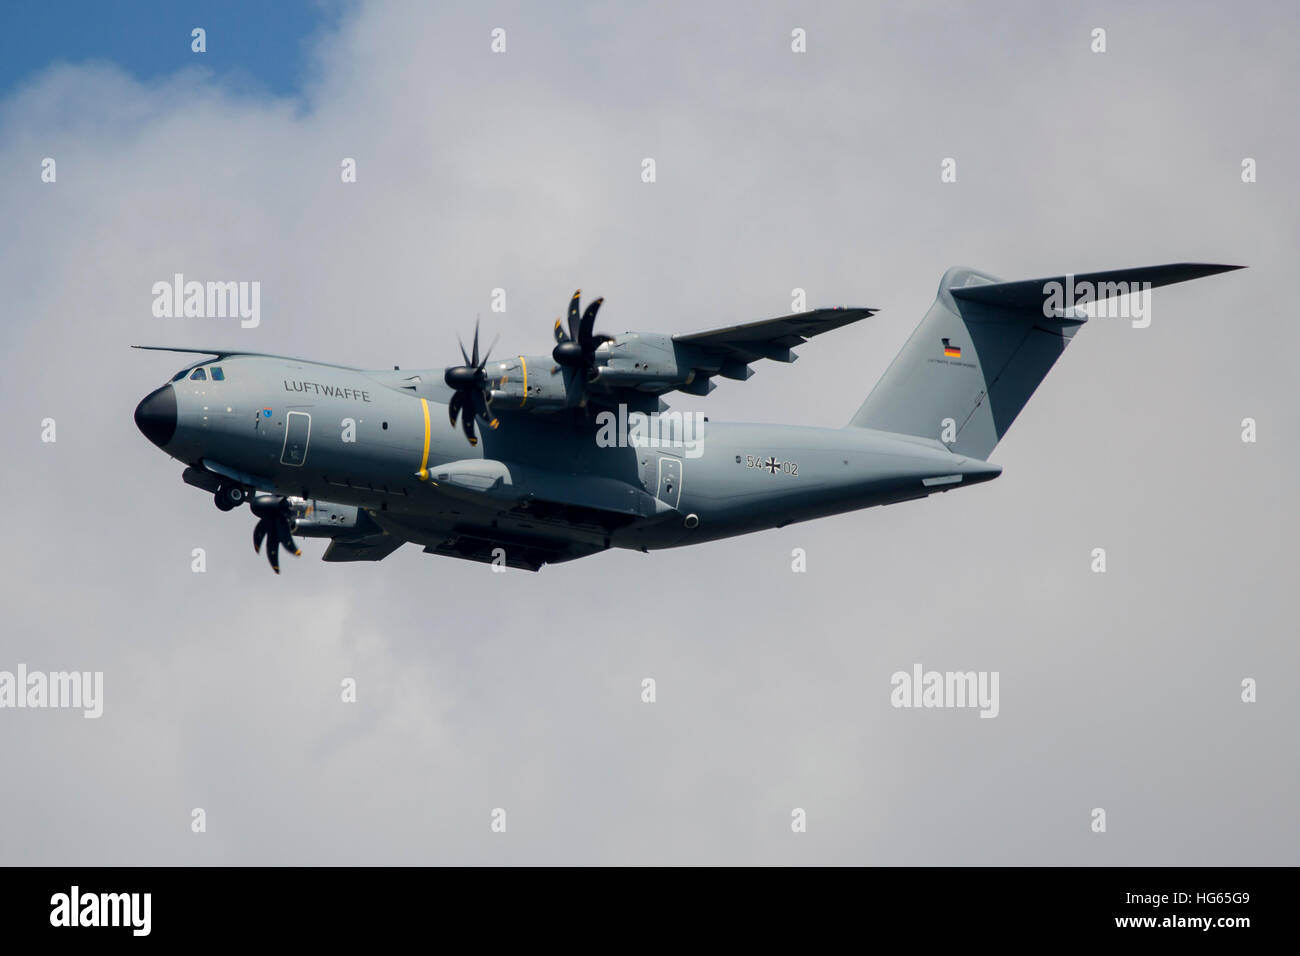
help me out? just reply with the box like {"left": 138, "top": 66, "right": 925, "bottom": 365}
{"left": 211, "top": 366, "right": 225, "bottom": 381}
{"left": 171, "top": 368, "right": 190, "bottom": 382}
{"left": 189, "top": 368, "right": 207, "bottom": 381}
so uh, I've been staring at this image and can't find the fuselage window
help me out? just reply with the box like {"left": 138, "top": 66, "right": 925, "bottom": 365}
{"left": 190, "top": 367, "right": 207, "bottom": 381}
{"left": 211, "top": 366, "right": 225, "bottom": 381}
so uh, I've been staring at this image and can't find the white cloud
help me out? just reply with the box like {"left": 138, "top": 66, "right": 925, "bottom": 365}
{"left": 1, "top": 0, "right": 1296, "bottom": 864}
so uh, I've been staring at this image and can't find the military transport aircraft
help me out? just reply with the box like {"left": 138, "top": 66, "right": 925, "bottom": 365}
{"left": 134, "top": 263, "right": 1240, "bottom": 573}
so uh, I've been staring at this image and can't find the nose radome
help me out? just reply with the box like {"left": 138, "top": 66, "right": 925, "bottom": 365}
{"left": 134, "top": 384, "right": 177, "bottom": 448}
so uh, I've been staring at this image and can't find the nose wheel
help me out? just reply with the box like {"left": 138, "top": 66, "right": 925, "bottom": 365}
{"left": 214, "top": 484, "right": 247, "bottom": 512}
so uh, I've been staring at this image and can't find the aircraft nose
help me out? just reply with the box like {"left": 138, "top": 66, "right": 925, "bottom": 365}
{"left": 134, "top": 384, "right": 177, "bottom": 448}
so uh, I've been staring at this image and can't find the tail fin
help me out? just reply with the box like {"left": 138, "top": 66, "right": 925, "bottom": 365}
{"left": 848, "top": 263, "right": 1243, "bottom": 459}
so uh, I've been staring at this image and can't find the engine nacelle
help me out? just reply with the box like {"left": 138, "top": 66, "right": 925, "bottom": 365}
{"left": 486, "top": 354, "right": 574, "bottom": 410}
{"left": 486, "top": 335, "right": 706, "bottom": 411}
{"left": 288, "top": 498, "right": 382, "bottom": 538}
{"left": 587, "top": 332, "right": 695, "bottom": 390}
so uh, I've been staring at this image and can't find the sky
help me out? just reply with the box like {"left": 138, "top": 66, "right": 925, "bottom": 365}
{"left": 1, "top": 0, "right": 1296, "bottom": 865}
{"left": 0, "top": 1, "right": 340, "bottom": 97}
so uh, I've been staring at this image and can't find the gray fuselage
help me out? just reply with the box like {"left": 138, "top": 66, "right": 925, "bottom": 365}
{"left": 145, "top": 354, "right": 1001, "bottom": 558}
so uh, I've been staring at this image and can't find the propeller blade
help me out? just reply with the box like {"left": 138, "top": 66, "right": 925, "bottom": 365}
{"left": 567, "top": 290, "right": 581, "bottom": 341}
{"left": 478, "top": 333, "right": 499, "bottom": 370}
{"left": 579, "top": 298, "right": 603, "bottom": 350}
{"left": 448, "top": 321, "right": 500, "bottom": 445}
{"left": 471, "top": 389, "right": 498, "bottom": 428}
{"left": 553, "top": 318, "right": 568, "bottom": 345}
{"left": 266, "top": 525, "right": 281, "bottom": 573}
{"left": 276, "top": 514, "right": 302, "bottom": 558}
{"left": 247, "top": 499, "right": 299, "bottom": 572}
{"left": 562, "top": 366, "right": 586, "bottom": 406}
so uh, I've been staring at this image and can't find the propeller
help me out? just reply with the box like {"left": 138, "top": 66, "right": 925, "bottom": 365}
{"left": 444, "top": 319, "right": 499, "bottom": 446}
{"left": 552, "top": 289, "right": 613, "bottom": 376}
{"left": 250, "top": 495, "right": 301, "bottom": 574}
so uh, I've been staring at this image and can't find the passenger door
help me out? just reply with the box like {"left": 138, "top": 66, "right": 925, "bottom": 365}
{"left": 280, "top": 410, "right": 311, "bottom": 466}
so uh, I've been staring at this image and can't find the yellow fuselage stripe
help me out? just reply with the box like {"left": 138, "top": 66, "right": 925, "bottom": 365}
{"left": 420, "top": 398, "right": 431, "bottom": 473}
{"left": 519, "top": 355, "right": 527, "bottom": 407}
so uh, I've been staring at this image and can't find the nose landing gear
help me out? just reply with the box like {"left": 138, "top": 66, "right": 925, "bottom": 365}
{"left": 214, "top": 484, "right": 247, "bottom": 512}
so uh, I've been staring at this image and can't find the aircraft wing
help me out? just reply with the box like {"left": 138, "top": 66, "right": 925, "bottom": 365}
{"left": 321, "top": 534, "right": 406, "bottom": 562}
{"left": 419, "top": 530, "right": 607, "bottom": 571}
{"left": 567, "top": 305, "right": 879, "bottom": 408}
{"left": 673, "top": 306, "right": 876, "bottom": 365}
{"left": 357, "top": 460, "right": 683, "bottom": 571}
{"left": 372, "top": 509, "right": 617, "bottom": 572}
{"left": 131, "top": 345, "right": 361, "bottom": 370}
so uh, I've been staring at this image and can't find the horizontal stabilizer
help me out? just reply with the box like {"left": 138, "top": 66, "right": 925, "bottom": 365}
{"left": 950, "top": 263, "right": 1243, "bottom": 312}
